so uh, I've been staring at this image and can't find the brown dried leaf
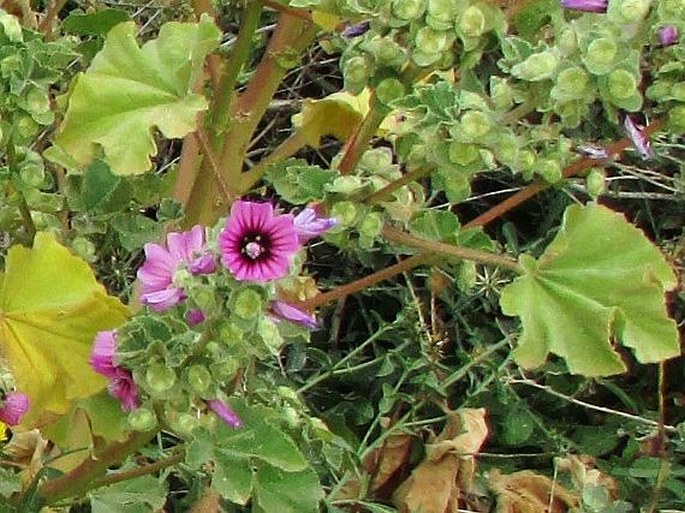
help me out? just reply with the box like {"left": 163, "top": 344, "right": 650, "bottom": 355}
{"left": 489, "top": 469, "right": 578, "bottom": 513}
{"left": 392, "top": 408, "right": 488, "bottom": 513}
{"left": 366, "top": 434, "right": 413, "bottom": 494}
{"left": 4, "top": 429, "right": 49, "bottom": 484}
{"left": 556, "top": 454, "right": 619, "bottom": 500}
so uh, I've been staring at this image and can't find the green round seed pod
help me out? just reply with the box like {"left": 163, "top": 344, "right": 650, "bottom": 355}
{"left": 343, "top": 56, "right": 372, "bottom": 94}
{"left": 671, "top": 82, "right": 685, "bottom": 102}
{"left": 448, "top": 141, "right": 480, "bottom": 165}
{"left": 331, "top": 201, "right": 359, "bottom": 227}
{"left": 128, "top": 407, "right": 157, "bottom": 432}
{"left": 19, "top": 163, "right": 45, "bottom": 189}
{"left": 667, "top": 105, "right": 685, "bottom": 133}
{"left": 376, "top": 77, "right": 406, "bottom": 105}
{"left": 391, "top": 0, "right": 425, "bottom": 20}
{"left": 585, "top": 168, "right": 606, "bottom": 198}
{"left": 511, "top": 49, "right": 560, "bottom": 82}
{"left": 611, "top": 0, "right": 650, "bottom": 23}
{"left": 372, "top": 37, "right": 407, "bottom": 68}
{"left": 358, "top": 212, "right": 384, "bottom": 238}
{"left": 187, "top": 365, "right": 213, "bottom": 395}
{"left": 426, "top": 0, "right": 456, "bottom": 29}
{"left": 16, "top": 115, "right": 39, "bottom": 139}
{"left": 586, "top": 38, "right": 617, "bottom": 67}
{"left": 460, "top": 110, "right": 492, "bottom": 139}
{"left": 537, "top": 159, "right": 562, "bottom": 183}
{"left": 174, "top": 413, "right": 199, "bottom": 436}
{"left": 607, "top": 69, "right": 637, "bottom": 100}
{"left": 555, "top": 67, "right": 589, "bottom": 98}
{"left": 415, "top": 27, "right": 449, "bottom": 55}
{"left": 146, "top": 362, "right": 176, "bottom": 394}
{"left": 233, "top": 288, "right": 263, "bottom": 320}
{"left": 558, "top": 29, "right": 577, "bottom": 55}
{"left": 458, "top": 5, "right": 486, "bottom": 38}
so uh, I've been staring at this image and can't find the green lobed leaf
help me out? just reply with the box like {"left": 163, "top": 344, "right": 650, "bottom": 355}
{"left": 253, "top": 463, "right": 322, "bottom": 513}
{"left": 62, "top": 9, "right": 130, "bottom": 36}
{"left": 54, "top": 16, "right": 220, "bottom": 174}
{"left": 500, "top": 203, "right": 679, "bottom": 376}
{"left": 88, "top": 475, "right": 167, "bottom": 513}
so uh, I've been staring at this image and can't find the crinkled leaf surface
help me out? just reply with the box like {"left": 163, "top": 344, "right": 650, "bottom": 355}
{"left": 0, "top": 233, "right": 128, "bottom": 428}
{"left": 54, "top": 16, "right": 220, "bottom": 174}
{"left": 500, "top": 203, "right": 679, "bottom": 376}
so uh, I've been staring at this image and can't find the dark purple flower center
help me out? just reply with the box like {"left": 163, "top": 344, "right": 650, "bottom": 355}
{"left": 242, "top": 233, "right": 270, "bottom": 260}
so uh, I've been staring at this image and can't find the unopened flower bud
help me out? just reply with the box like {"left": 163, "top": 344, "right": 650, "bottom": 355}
{"left": 607, "top": 69, "right": 637, "bottom": 100}
{"left": 145, "top": 363, "right": 176, "bottom": 394}
{"left": 458, "top": 6, "right": 486, "bottom": 38}
{"left": 376, "top": 78, "right": 406, "bottom": 105}
{"left": 511, "top": 49, "right": 560, "bottom": 81}
{"left": 128, "top": 407, "right": 157, "bottom": 431}
{"left": 233, "top": 288, "right": 263, "bottom": 320}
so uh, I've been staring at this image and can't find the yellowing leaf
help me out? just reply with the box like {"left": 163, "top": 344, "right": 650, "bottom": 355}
{"left": 292, "top": 93, "right": 367, "bottom": 146}
{"left": 500, "top": 203, "right": 679, "bottom": 376}
{"left": 0, "top": 233, "right": 128, "bottom": 428}
{"left": 54, "top": 16, "right": 220, "bottom": 174}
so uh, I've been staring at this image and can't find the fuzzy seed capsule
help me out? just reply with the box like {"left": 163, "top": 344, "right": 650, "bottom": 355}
{"left": 128, "top": 407, "right": 157, "bottom": 431}
{"left": 458, "top": 5, "right": 486, "bottom": 38}
{"left": 146, "top": 363, "right": 177, "bottom": 394}
{"left": 607, "top": 69, "right": 637, "bottom": 100}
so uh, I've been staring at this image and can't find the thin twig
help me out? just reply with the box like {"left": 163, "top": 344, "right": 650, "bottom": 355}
{"left": 507, "top": 377, "right": 679, "bottom": 433}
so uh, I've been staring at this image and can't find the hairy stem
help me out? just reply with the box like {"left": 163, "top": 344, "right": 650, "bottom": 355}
{"left": 338, "top": 92, "right": 389, "bottom": 175}
{"left": 382, "top": 226, "right": 522, "bottom": 272}
{"left": 38, "top": 430, "right": 158, "bottom": 504}
{"left": 89, "top": 448, "right": 185, "bottom": 491}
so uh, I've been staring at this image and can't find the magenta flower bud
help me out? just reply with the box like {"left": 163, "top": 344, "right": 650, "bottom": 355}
{"left": 219, "top": 201, "right": 300, "bottom": 282}
{"left": 623, "top": 115, "right": 654, "bottom": 160}
{"left": 270, "top": 301, "right": 318, "bottom": 330}
{"left": 560, "top": 0, "right": 607, "bottom": 12}
{"left": 190, "top": 254, "right": 216, "bottom": 275}
{"left": 137, "top": 225, "right": 215, "bottom": 312}
{"left": 187, "top": 309, "right": 205, "bottom": 326}
{"left": 293, "top": 207, "right": 337, "bottom": 243}
{"left": 658, "top": 26, "right": 679, "bottom": 46}
{"left": 207, "top": 399, "right": 242, "bottom": 428}
{"left": 91, "top": 330, "right": 140, "bottom": 412}
{"left": 0, "top": 392, "right": 29, "bottom": 426}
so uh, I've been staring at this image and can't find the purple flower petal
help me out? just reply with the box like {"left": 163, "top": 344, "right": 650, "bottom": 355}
{"left": 91, "top": 330, "right": 118, "bottom": 378}
{"left": 658, "top": 26, "right": 679, "bottom": 47}
{"left": 342, "top": 21, "right": 370, "bottom": 38}
{"left": 293, "top": 208, "right": 337, "bottom": 243}
{"left": 270, "top": 301, "right": 318, "bottom": 330}
{"left": 91, "top": 330, "right": 141, "bottom": 412}
{"left": 577, "top": 143, "right": 610, "bottom": 160}
{"left": 623, "top": 115, "right": 654, "bottom": 160}
{"left": 187, "top": 309, "right": 206, "bottom": 326}
{"left": 207, "top": 399, "right": 242, "bottom": 428}
{"left": 219, "top": 201, "right": 300, "bottom": 283}
{"left": 560, "top": 0, "right": 607, "bottom": 12}
{"left": 0, "top": 392, "right": 29, "bottom": 425}
{"left": 137, "top": 226, "right": 215, "bottom": 311}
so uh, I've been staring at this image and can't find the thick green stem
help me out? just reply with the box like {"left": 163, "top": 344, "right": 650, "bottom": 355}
{"left": 185, "top": 13, "right": 317, "bottom": 226}
{"left": 38, "top": 430, "right": 158, "bottom": 505}
{"left": 382, "top": 226, "right": 522, "bottom": 272}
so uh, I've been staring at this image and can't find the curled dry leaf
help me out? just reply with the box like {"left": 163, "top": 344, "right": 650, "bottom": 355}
{"left": 392, "top": 408, "right": 488, "bottom": 513}
{"left": 555, "top": 454, "right": 619, "bottom": 500}
{"left": 488, "top": 469, "right": 578, "bottom": 513}
{"left": 4, "top": 429, "right": 49, "bottom": 485}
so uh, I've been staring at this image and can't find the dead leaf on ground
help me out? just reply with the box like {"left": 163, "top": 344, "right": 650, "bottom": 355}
{"left": 366, "top": 433, "right": 414, "bottom": 495}
{"left": 556, "top": 454, "right": 619, "bottom": 500}
{"left": 392, "top": 408, "right": 488, "bottom": 513}
{"left": 488, "top": 469, "right": 578, "bottom": 513}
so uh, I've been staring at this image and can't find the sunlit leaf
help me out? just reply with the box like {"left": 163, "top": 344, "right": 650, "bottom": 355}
{"left": 0, "top": 233, "right": 128, "bottom": 428}
{"left": 54, "top": 16, "right": 220, "bottom": 174}
{"left": 500, "top": 203, "right": 679, "bottom": 376}
{"left": 292, "top": 93, "right": 366, "bottom": 146}
{"left": 88, "top": 475, "right": 167, "bottom": 513}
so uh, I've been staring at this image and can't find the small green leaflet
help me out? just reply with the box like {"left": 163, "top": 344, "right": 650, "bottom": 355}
{"left": 500, "top": 203, "right": 679, "bottom": 376}
{"left": 53, "top": 16, "right": 220, "bottom": 174}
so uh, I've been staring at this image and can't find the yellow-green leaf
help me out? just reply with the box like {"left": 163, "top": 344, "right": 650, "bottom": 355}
{"left": 0, "top": 233, "right": 128, "bottom": 428}
{"left": 500, "top": 203, "right": 679, "bottom": 376}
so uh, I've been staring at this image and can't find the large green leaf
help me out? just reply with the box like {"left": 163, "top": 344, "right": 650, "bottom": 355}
{"left": 253, "top": 463, "right": 322, "bottom": 513}
{"left": 500, "top": 203, "right": 679, "bottom": 376}
{"left": 88, "top": 475, "right": 167, "bottom": 513}
{"left": 54, "top": 16, "right": 220, "bottom": 174}
{"left": 0, "top": 233, "right": 129, "bottom": 428}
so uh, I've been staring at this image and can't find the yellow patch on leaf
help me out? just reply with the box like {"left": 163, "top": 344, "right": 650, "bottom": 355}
{"left": 0, "top": 233, "right": 128, "bottom": 429}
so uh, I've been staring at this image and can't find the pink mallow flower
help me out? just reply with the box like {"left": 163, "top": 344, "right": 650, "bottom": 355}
{"left": 293, "top": 207, "right": 337, "bottom": 243}
{"left": 0, "top": 392, "right": 29, "bottom": 425}
{"left": 270, "top": 300, "right": 318, "bottom": 330}
{"left": 560, "top": 0, "right": 607, "bottom": 12}
{"left": 137, "top": 225, "right": 216, "bottom": 312}
{"left": 219, "top": 201, "right": 300, "bottom": 282}
{"left": 623, "top": 115, "right": 654, "bottom": 160}
{"left": 207, "top": 399, "right": 242, "bottom": 428}
{"left": 658, "top": 26, "right": 679, "bottom": 47}
{"left": 91, "top": 330, "right": 140, "bottom": 412}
